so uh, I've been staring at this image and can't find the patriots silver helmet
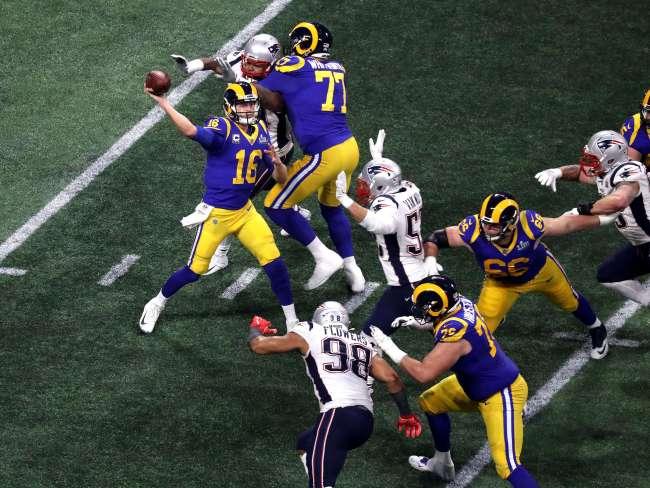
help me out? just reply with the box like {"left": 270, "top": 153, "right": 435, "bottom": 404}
{"left": 579, "top": 130, "right": 629, "bottom": 176}
{"left": 312, "top": 301, "right": 350, "bottom": 328}
{"left": 355, "top": 158, "right": 402, "bottom": 206}
{"left": 241, "top": 33, "right": 282, "bottom": 79}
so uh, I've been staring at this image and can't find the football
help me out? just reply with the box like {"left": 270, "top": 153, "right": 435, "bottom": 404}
{"left": 145, "top": 70, "right": 171, "bottom": 96}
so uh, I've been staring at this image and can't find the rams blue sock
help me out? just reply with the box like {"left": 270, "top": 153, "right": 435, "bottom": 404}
{"left": 263, "top": 258, "right": 294, "bottom": 306}
{"left": 319, "top": 203, "right": 354, "bottom": 258}
{"left": 161, "top": 265, "right": 200, "bottom": 298}
{"left": 265, "top": 207, "right": 316, "bottom": 246}
{"left": 572, "top": 292, "right": 598, "bottom": 327}
{"left": 507, "top": 466, "right": 540, "bottom": 488}
{"left": 426, "top": 413, "right": 451, "bottom": 452}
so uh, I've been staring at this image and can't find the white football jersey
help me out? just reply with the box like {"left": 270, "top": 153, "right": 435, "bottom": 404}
{"left": 370, "top": 181, "right": 428, "bottom": 286}
{"left": 291, "top": 321, "right": 376, "bottom": 413}
{"left": 596, "top": 160, "right": 650, "bottom": 246}
{"left": 223, "top": 51, "right": 294, "bottom": 158}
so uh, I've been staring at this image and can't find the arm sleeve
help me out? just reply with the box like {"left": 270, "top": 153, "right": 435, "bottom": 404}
{"left": 191, "top": 117, "right": 227, "bottom": 151}
{"left": 359, "top": 197, "right": 399, "bottom": 234}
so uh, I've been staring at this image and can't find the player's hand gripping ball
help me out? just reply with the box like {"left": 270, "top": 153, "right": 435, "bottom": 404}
{"left": 145, "top": 70, "right": 171, "bottom": 96}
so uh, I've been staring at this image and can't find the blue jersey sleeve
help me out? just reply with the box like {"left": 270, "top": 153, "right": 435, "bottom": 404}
{"left": 434, "top": 318, "right": 469, "bottom": 343}
{"left": 192, "top": 116, "right": 228, "bottom": 151}
{"left": 520, "top": 210, "right": 545, "bottom": 240}
{"left": 258, "top": 56, "right": 305, "bottom": 94}
{"left": 620, "top": 115, "right": 636, "bottom": 144}
{"left": 457, "top": 214, "right": 481, "bottom": 245}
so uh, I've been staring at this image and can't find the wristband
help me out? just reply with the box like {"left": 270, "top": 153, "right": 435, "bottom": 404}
{"left": 248, "top": 327, "right": 263, "bottom": 342}
{"left": 390, "top": 389, "right": 412, "bottom": 416}
{"left": 338, "top": 194, "right": 354, "bottom": 209}
{"left": 577, "top": 201, "right": 594, "bottom": 215}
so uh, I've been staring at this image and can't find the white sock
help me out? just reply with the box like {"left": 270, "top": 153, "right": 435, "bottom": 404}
{"left": 299, "top": 452, "right": 308, "bottom": 475}
{"left": 602, "top": 280, "right": 650, "bottom": 305}
{"left": 433, "top": 449, "right": 452, "bottom": 463}
{"left": 282, "top": 304, "right": 298, "bottom": 327}
{"left": 306, "top": 237, "right": 331, "bottom": 260}
{"left": 217, "top": 234, "right": 233, "bottom": 254}
{"left": 155, "top": 291, "right": 168, "bottom": 305}
{"left": 588, "top": 318, "right": 602, "bottom": 329}
{"left": 343, "top": 256, "right": 358, "bottom": 269}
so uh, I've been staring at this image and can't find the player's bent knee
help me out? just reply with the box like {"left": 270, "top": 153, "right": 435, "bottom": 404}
{"left": 418, "top": 392, "right": 443, "bottom": 415}
{"left": 495, "top": 462, "right": 514, "bottom": 480}
{"left": 189, "top": 258, "right": 209, "bottom": 275}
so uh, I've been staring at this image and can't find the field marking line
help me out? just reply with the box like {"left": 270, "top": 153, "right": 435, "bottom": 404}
{"left": 0, "top": 267, "right": 27, "bottom": 276}
{"left": 343, "top": 281, "right": 381, "bottom": 314}
{"left": 447, "top": 297, "right": 642, "bottom": 487}
{"left": 220, "top": 267, "right": 262, "bottom": 299}
{"left": 98, "top": 254, "right": 141, "bottom": 286}
{"left": 0, "top": 0, "right": 294, "bottom": 265}
{"left": 553, "top": 331, "right": 640, "bottom": 348}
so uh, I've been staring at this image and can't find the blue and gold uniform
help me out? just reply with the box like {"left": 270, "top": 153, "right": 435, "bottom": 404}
{"left": 458, "top": 210, "right": 581, "bottom": 331}
{"left": 259, "top": 55, "right": 359, "bottom": 209}
{"left": 188, "top": 116, "right": 281, "bottom": 273}
{"left": 418, "top": 296, "right": 528, "bottom": 480}
{"left": 620, "top": 112, "right": 650, "bottom": 169}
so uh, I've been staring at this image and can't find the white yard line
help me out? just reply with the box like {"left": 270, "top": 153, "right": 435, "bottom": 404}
{"left": 220, "top": 267, "right": 262, "bottom": 299}
{"left": 553, "top": 331, "right": 640, "bottom": 348}
{"left": 0, "top": 0, "right": 294, "bottom": 265}
{"left": 447, "top": 298, "right": 642, "bottom": 487}
{"left": 0, "top": 267, "right": 27, "bottom": 276}
{"left": 97, "top": 255, "right": 141, "bottom": 286}
{"left": 343, "top": 281, "right": 380, "bottom": 314}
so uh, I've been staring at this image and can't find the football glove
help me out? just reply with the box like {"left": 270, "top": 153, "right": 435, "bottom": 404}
{"left": 369, "top": 129, "right": 386, "bottom": 160}
{"left": 250, "top": 315, "right": 278, "bottom": 335}
{"left": 335, "top": 171, "right": 354, "bottom": 208}
{"left": 424, "top": 256, "right": 443, "bottom": 276}
{"left": 397, "top": 414, "right": 422, "bottom": 439}
{"left": 562, "top": 207, "right": 579, "bottom": 216}
{"left": 170, "top": 55, "right": 205, "bottom": 76}
{"left": 534, "top": 168, "right": 562, "bottom": 192}
{"left": 391, "top": 315, "right": 435, "bottom": 331}
{"left": 215, "top": 56, "right": 237, "bottom": 82}
{"left": 369, "top": 326, "right": 407, "bottom": 364}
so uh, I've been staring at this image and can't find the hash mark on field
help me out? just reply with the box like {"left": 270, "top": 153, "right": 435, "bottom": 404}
{"left": 447, "top": 297, "right": 643, "bottom": 487}
{"left": 0, "top": 267, "right": 27, "bottom": 276}
{"left": 220, "top": 268, "right": 262, "bottom": 300}
{"left": 553, "top": 331, "right": 640, "bottom": 348}
{"left": 98, "top": 254, "right": 140, "bottom": 286}
{"left": 343, "top": 282, "right": 380, "bottom": 314}
{"left": 0, "top": 0, "right": 294, "bottom": 265}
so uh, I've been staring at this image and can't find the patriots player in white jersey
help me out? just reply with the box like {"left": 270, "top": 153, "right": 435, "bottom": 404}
{"left": 334, "top": 130, "right": 442, "bottom": 335}
{"left": 535, "top": 130, "right": 650, "bottom": 305}
{"left": 171, "top": 34, "right": 311, "bottom": 272}
{"left": 248, "top": 301, "right": 422, "bottom": 488}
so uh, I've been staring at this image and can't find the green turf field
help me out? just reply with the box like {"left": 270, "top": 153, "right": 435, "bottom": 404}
{"left": 2, "top": 0, "right": 649, "bottom": 486}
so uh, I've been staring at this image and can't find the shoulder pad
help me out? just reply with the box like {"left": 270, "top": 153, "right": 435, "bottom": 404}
{"left": 273, "top": 55, "right": 307, "bottom": 74}
{"left": 458, "top": 214, "right": 481, "bottom": 244}
{"left": 519, "top": 209, "right": 544, "bottom": 240}
{"left": 370, "top": 194, "right": 398, "bottom": 212}
{"left": 289, "top": 321, "right": 312, "bottom": 338}
{"left": 203, "top": 116, "right": 231, "bottom": 135}
{"left": 434, "top": 318, "right": 469, "bottom": 343}
{"left": 610, "top": 161, "right": 645, "bottom": 186}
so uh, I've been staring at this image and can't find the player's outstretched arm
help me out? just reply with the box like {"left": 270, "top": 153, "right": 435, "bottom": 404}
{"left": 144, "top": 85, "right": 196, "bottom": 138}
{"left": 543, "top": 214, "right": 613, "bottom": 237}
{"left": 254, "top": 83, "right": 285, "bottom": 112}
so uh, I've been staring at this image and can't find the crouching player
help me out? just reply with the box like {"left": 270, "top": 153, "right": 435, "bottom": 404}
{"left": 248, "top": 301, "right": 422, "bottom": 487}
{"left": 139, "top": 82, "right": 298, "bottom": 333}
{"left": 372, "top": 275, "right": 540, "bottom": 487}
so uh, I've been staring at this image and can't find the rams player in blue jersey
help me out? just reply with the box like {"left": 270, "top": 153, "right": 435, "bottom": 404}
{"left": 139, "top": 81, "right": 299, "bottom": 333}
{"left": 371, "top": 275, "right": 540, "bottom": 487}
{"left": 228, "top": 21, "right": 366, "bottom": 293}
{"left": 620, "top": 88, "right": 650, "bottom": 168}
{"left": 424, "top": 193, "right": 612, "bottom": 359}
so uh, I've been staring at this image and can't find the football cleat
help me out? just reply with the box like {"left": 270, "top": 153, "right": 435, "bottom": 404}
{"left": 204, "top": 252, "right": 229, "bottom": 275}
{"left": 343, "top": 262, "right": 366, "bottom": 293}
{"left": 589, "top": 324, "right": 609, "bottom": 360}
{"left": 305, "top": 250, "right": 343, "bottom": 290}
{"left": 280, "top": 205, "right": 312, "bottom": 237}
{"left": 408, "top": 453, "right": 455, "bottom": 481}
{"left": 139, "top": 297, "right": 165, "bottom": 334}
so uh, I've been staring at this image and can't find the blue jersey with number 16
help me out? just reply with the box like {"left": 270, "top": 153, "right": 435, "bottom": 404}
{"left": 258, "top": 55, "right": 353, "bottom": 155}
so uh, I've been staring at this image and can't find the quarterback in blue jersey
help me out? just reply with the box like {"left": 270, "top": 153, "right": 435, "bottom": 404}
{"left": 249, "top": 21, "right": 366, "bottom": 293}
{"left": 424, "top": 193, "right": 610, "bottom": 359}
{"left": 620, "top": 88, "right": 650, "bottom": 168}
{"left": 371, "top": 275, "right": 540, "bottom": 487}
{"left": 139, "top": 81, "right": 299, "bottom": 333}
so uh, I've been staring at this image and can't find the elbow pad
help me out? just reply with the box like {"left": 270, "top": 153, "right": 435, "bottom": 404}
{"left": 424, "top": 229, "right": 450, "bottom": 248}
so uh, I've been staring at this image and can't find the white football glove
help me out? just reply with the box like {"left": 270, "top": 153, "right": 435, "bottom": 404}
{"left": 215, "top": 56, "right": 237, "bottom": 82}
{"left": 534, "top": 168, "right": 563, "bottom": 192}
{"left": 369, "top": 129, "right": 386, "bottom": 160}
{"left": 424, "top": 256, "right": 443, "bottom": 276}
{"left": 369, "top": 326, "right": 407, "bottom": 364}
{"left": 597, "top": 213, "right": 620, "bottom": 226}
{"left": 561, "top": 207, "right": 579, "bottom": 216}
{"left": 335, "top": 171, "right": 354, "bottom": 208}
{"left": 391, "top": 316, "right": 435, "bottom": 331}
{"left": 170, "top": 55, "right": 205, "bottom": 76}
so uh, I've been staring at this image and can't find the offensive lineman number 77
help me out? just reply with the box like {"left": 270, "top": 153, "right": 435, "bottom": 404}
{"left": 315, "top": 71, "right": 347, "bottom": 113}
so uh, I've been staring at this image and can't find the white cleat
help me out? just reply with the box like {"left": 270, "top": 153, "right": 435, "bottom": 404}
{"left": 139, "top": 297, "right": 165, "bottom": 334}
{"left": 344, "top": 263, "right": 366, "bottom": 293}
{"left": 305, "top": 250, "right": 343, "bottom": 290}
{"left": 204, "top": 252, "right": 228, "bottom": 275}
{"left": 408, "top": 453, "right": 455, "bottom": 481}
{"left": 281, "top": 205, "right": 312, "bottom": 237}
